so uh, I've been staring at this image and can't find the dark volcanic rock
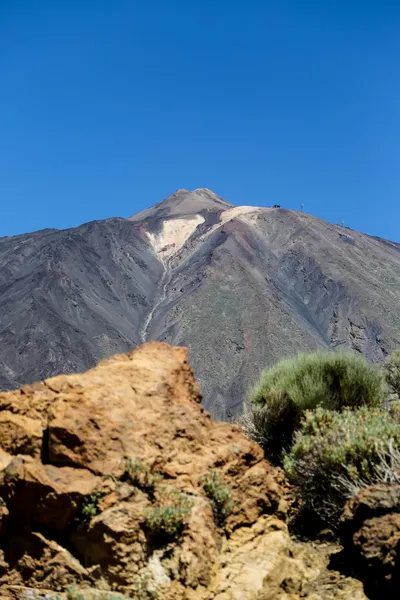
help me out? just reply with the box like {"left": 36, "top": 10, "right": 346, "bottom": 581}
{"left": 1, "top": 188, "right": 400, "bottom": 417}
{"left": 0, "top": 218, "right": 162, "bottom": 389}
{"left": 339, "top": 484, "right": 400, "bottom": 599}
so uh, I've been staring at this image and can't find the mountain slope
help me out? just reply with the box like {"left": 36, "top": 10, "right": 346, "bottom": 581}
{"left": 135, "top": 200, "right": 400, "bottom": 416}
{"left": 0, "top": 218, "right": 162, "bottom": 390}
{"left": 1, "top": 188, "right": 400, "bottom": 417}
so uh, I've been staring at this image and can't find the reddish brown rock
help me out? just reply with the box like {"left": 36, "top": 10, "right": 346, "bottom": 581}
{"left": 1, "top": 455, "right": 101, "bottom": 531}
{"left": 2, "top": 531, "right": 88, "bottom": 590}
{"left": 0, "top": 342, "right": 366, "bottom": 599}
{"left": 0, "top": 412, "right": 42, "bottom": 458}
{"left": 340, "top": 483, "right": 400, "bottom": 599}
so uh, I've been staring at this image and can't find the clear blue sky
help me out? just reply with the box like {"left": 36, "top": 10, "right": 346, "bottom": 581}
{"left": 1, "top": 1, "right": 400, "bottom": 240}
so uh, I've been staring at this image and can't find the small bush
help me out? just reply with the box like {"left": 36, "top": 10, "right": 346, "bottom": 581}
{"left": 124, "top": 457, "right": 162, "bottom": 498}
{"left": 383, "top": 349, "right": 400, "bottom": 395}
{"left": 145, "top": 487, "right": 192, "bottom": 539}
{"left": 339, "top": 439, "right": 400, "bottom": 501}
{"left": 249, "top": 351, "right": 385, "bottom": 464}
{"left": 79, "top": 491, "right": 105, "bottom": 522}
{"left": 284, "top": 406, "right": 400, "bottom": 526}
{"left": 201, "top": 470, "right": 233, "bottom": 526}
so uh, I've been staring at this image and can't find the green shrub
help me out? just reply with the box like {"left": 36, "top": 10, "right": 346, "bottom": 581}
{"left": 284, "top": 406, "right": 400, "bottom": 526}
{"left": 79, "top": 491, "right": 105, "bottom": 522}
{"left": 201, "top": 470, "right": 233, "bottom": 526}
{"left": 124, "top": 457, "right": 162, "bottom": 499}
{"left": 249, "top": 351, "right": 385, "bottom": 464}
{"left": 145, "top": 487, "right": 192, "bottom": 540}
{"left": 383, "top": 349, "right": 400, "bottom": 395}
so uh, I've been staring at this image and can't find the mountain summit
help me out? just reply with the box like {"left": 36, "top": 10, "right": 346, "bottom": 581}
{"left": 129, "top": 188, "right": 234, "bottom": 221}
{"left": 1, "top": 189, "right": 400, "bottom": 417}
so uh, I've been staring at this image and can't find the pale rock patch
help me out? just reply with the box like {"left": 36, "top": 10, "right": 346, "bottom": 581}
{"left": 147, "top": 215, "right": 205, "bottom": 261}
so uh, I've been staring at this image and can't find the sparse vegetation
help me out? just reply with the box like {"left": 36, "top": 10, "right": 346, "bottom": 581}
{"left": 122, "top": 458, "right": 192, "bottom": 543}
{"left": 130, "top": 572, "right": 159, "bottom": 600}
{"left": 124, "top": 457, "right": 162, "bottom": 499}
{"left": 248, "top": 351, "right": 385, "bottom": 464}
{"left": 145, "top": 487, "right": 192, "bottom": 539}
{"left": 79, "top": 491, "right": 105, "bottom": 522}
{"left": 338, "top": 439, "right": 400, "bottom": 501}
{"left": 383, "top": 349, "right": 400, "bottom": 395}
{"left": 66, "top": 586, "right": 137, "bottom": 600}
{"left": 66, "top": 582, "right": 156, "bottom": 600}
{"left": 284, "top": 406, "right": 400, "bottom": 526}
{"left": 201, "top": 469, "right": 233, "bottom": 526}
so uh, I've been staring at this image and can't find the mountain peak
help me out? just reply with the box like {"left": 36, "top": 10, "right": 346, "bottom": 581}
{"left": 193, "top": 187, "right": 218, "bottom": 195}
{"left": 130, "top": 188, "right": 234, "bottom": 222}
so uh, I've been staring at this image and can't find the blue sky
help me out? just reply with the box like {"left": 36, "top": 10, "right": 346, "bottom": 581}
{"left": 1, "top": 1, "right": 399, "bottom": 240}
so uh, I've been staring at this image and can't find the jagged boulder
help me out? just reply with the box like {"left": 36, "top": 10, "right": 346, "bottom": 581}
{"left": 0, "top": 342, "right": 367, "bottom": 599}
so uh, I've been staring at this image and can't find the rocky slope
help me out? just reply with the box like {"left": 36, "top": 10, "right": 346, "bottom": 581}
{"left": 2, "top": 188, "right": 400, "bottom": 417}
{"left": 0, "top": 342, "right": 368, "bottom": 599}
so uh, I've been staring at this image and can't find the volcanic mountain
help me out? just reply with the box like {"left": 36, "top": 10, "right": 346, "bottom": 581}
{"left": 1, "top": 188, "right": 400, "bottom": 418}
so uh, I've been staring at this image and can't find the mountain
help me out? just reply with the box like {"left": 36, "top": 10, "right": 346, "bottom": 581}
{"left": 1, "top": 188, "right": 400, "bottom": 418}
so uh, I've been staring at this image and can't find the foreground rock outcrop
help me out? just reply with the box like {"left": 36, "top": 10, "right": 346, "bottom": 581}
{"left": 0, "top": 342, "right": 366, "bottom": 599}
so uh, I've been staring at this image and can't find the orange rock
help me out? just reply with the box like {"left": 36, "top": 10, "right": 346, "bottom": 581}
{"left": 0, "top": 342, "right": 366, "bottom": 599}
{"left": 0, "top": 411, "right": 42, "bottom": 458}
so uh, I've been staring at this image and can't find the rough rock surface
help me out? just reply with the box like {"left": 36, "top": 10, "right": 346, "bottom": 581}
{"left": 2, "top": 188, "right": 400, "bottom": 419}
{"left": 339, "top": 483, "right": 400, "bottom": 599}
{"left": 0, "top": 342, "right": 366, "bottom": 599}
